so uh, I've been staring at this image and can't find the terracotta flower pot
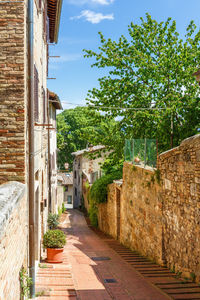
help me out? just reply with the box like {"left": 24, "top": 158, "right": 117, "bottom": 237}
{"left": 46, "top": 247, "right": 64, "bottom": 263}
{"left": 134, "top": 157, "right": 140, "bottom": 163}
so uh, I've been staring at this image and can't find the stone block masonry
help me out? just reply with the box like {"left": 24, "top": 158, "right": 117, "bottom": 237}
{"left": 98, "top": 183, "right": 118, "bottom": 240}
{"left": 0, "top": 182, "right": 28, "bottom": 300}
{"left": 0, "top": 0, "right": 26, "bottom": 184}
{"left": 120, "top": 163, "right": 164, "bottom": 265}
{"left": 98, "top": 165, "right": 164, "bottom": 265}
{"left": 158, "top": 134, "right": 200, "bottom": 280}
{"left": 98, "top": 134, "right": 200, "bottom": 281}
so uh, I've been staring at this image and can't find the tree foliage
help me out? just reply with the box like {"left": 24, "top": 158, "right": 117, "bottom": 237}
{"left": 56, "top": 106, "right": 121, "bottom": 170}
{"left": 84, "top": 14, "right": 200, "bottom": 151}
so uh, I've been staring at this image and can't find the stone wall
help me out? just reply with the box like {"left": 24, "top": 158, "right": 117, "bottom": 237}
{"left": 0, "top": 182, "right": 28, "bottom": 300}
{"left": 98, "top": 162, "right": 163, "bottom": 264}
{"left": 0, "top": 1, "right": 26, "bottom": 184}
{"left": 98, "top": 165, "right": 163, "bottom": 264}
{"left": 98, "top": 134, "right": 200, "bottom": 280}
{"left": 158, "top": 134, "right": 200, "bottom": 279}
{"left": 98, "top": 183, "right": 119, "bottom": 239}
{"left": 120, "top": 163, "right": 164, "bottom": 264}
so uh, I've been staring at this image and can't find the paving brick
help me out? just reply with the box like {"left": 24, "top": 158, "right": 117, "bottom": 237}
{"left": 59, "top": 210, "right": 169, "bottom": 300}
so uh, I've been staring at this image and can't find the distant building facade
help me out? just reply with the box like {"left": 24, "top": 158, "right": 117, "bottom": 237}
{"left": 58, "top": 172, "right": 73, "bottom": 209}
{"left": 72, "top": 145, "right": 106, "bottom": 208}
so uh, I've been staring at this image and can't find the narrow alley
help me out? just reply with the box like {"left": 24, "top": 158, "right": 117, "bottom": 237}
{"left": 36, "top": 210, "right": 170, "bottom": 300}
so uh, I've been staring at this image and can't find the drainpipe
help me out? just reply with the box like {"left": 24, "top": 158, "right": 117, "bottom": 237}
{"left": 28, "top": 0, "right": 35, "bottom": 297}
{"left": 47, "top": 93, "right": 52, "bottom": 213}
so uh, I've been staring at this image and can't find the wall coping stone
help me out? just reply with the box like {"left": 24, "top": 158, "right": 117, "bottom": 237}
{"left": 113, "top": 179, "right": 123, "bottom": 186}
{"left": 0, "top": 181, "right": 25, "bottom": 238}
{"left": 159, "top": 134, "right": 200, "bottom": 158}
{"left": 124, "top": 161, "right": 156, "bottom": 172}
{"left": 180, "top": 133, "right": 200, "bottom": 146}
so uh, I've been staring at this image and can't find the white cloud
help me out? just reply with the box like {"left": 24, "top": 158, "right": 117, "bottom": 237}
{"left": 70, "top": 10, "right": 114, "bottom": 24}
{"left": 68, "top": 0, "right": 114, "bottom": 5}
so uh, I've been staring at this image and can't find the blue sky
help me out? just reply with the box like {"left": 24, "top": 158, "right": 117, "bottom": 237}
{"left": 48, "top": 0, "right": 200, "bottom": 111}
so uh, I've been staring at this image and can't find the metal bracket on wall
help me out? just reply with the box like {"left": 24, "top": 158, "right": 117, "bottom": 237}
{"left": 35, "top": 123, "right": 53, "bottom": 127}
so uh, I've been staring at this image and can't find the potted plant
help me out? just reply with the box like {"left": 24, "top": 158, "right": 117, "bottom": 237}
{"left": 47, "top": 213, "right": 59, "bottom": 229}
{"left": 43, "top": 229, "right": 66, "bottom": 263}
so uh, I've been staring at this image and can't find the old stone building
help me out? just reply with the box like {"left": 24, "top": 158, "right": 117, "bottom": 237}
{"left": 48, "top": 91, "right": 63, "bottom": 213}
{"left": 72, "top": 145, "right": 106, "bottom": 209}
{"left": 0, "top": 0, "right": 63, "bottom": 298}
{"left": 58, "top": 172, "right": 74, "bottom": 209}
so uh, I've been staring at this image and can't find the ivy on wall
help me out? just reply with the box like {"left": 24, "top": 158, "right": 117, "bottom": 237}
{"left": 88, "top": 170, "right": 122, "bottom": 227}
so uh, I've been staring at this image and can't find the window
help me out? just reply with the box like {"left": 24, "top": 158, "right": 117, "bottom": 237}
{"left": 65, "top": 186, "right": 68, "bottom": 192}
{"left": 74, "top": 171, "right": 76, "bottom": 179}
{"left": 67, "top": 195, "right": 72, "bottom": 204}
{"left": 91, "top": 171, "right": 98, "bottom": 184}
{"left": 78, "top": 174, "right": 80, "bottom": 185}
{"left": 75, "top": 188, "right": 77, "bottom": 196}
{"left": 34, "top": 65, "right": 39, "bottom": 122}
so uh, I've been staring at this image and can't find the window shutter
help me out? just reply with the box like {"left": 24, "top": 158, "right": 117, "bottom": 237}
{"left": 39, "top": 0, "right": 41, "bottom": 10}
{"left": 34, "top": 65, "right": 39, "bottom": 122}
{"left": 46, "top": 16, "right": 50, "bottom": 43}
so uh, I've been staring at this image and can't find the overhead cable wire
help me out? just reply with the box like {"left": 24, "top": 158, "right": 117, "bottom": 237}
{"left": 59, "top": 101, "right": 190, "bottom": 111}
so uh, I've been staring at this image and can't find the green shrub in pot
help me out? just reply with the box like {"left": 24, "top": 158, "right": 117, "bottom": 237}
{"left": 43, "top": 230, "right": 66, "bottom": 249}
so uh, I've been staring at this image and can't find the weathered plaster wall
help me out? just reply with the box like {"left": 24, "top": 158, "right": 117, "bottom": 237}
{"left": 57, "top": 184, "right": 64, "bottom": 208}
{"left": 158, "top": 134, "right": 200, "bottom": 279}
{"left": 0, "top": 182, "right": 28, "bottom": 300}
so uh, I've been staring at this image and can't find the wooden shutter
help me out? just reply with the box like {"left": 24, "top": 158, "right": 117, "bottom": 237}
{"left": 46, "top": 16, "right": 50, "bottom": 43}
{"left": 34, "top": 65, "right": 39, "bottom": 122}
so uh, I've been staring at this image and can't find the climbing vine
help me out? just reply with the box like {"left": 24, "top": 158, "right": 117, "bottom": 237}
{"left": 19, "top": 267, "right": 33, "bottom": 300}
{"left": 88, "top": 170, "right": 122, "bottom": 227}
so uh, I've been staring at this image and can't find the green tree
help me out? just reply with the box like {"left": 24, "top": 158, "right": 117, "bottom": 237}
{"left": 84, "top": 14, "right": 200, "bottom": 151}
{"left": 56, "top": 106, "right": 121, "bottom": 170}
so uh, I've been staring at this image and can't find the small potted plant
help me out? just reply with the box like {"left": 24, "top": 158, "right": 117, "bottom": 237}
{"left": 47, "top": 213, "right": 59, "bottom": 229}
{"left": 43, "top": 229, "right": 66, "bottom": 263}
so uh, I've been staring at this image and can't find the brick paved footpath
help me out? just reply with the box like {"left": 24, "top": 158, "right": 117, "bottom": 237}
{"left": 36, "top": 210, "right": 170, "bottom": 300}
